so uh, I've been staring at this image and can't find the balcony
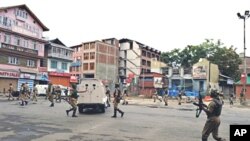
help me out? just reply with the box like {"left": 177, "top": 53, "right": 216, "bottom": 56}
{"left": 48, "top": 52, "right": 73, "bottom": 61}
{"left": 0, "top": 42, "right": 38, "bottom": 56}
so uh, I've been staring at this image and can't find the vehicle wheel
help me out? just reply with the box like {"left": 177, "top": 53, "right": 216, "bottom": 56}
{"left": 101, "top": 105, "right": 105, "bottom": 113}
{"left": 78, "top": 105, "right": 84, "bottom": 113}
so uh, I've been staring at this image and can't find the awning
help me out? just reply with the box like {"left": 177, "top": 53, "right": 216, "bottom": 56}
{"left": 19, "top": 68, "right": 38, "bottom": 74}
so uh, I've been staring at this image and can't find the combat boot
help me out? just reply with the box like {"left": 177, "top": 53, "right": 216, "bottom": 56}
{"left": 72, "top": 108, "right": 77, "bottom": 117}
{"left": 50, "top": 103, "right": 54, "bottom": 107}
{"left": 25, "top": 101, "right": 28, "bottom": 105}
{"left": 111, "top": 109, "right": 117, "bottom": 118}
{"left": 20, "top": 101, "right": 24, "bottom": 106}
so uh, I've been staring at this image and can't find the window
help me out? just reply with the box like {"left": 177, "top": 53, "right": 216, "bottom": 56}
{"left": 8, "top": 57, "right": 19, "bottom": 65}
{"left": 83, "top": 63, "right": 88, "bottom": 70}
{"left": 16, "top": 9, "right": 28, "bottom": 19}
{"left": 14, "top": 36, "right": 21, "bottom": 46}
{"left": 84, "top": 53, "right": 89, "bottom": 60}
{"left": 51, "top": 60, "right": 57, "bottom": 69}
{"left": 62, "top": 62, "right": 67, "bottom": 70}
{"left": 90, "top": 52, "right": 95, "bottom": 59}
{"left": 23, "top": 39, "right": 28, "bottom": 47}
{"left": 4, "top": 34, "right": 11, "bottom": 44}
{"left": 27, "top": 60, "right": 35, "bottom": 67}
{"left": 90, "top": 63, "right": 95, "bottom": 70}
{"left": 84, "top": 44, "right": 89, "bottom": 50}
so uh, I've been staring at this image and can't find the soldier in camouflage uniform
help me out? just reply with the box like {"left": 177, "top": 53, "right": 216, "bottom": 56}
{"left": 32, "top": 84, "right": 38, "bottom": 102}
{"left": 201, "top": 90, "right": 226, "bottom": 141}
{"left": 66, "top": 84, "right": 79, "bottom": 117}
{"left": 8, "top": 83, "right": 15, "bottom": 101}
{"left": 111, "top": 83, "right": 124, "bottom": 118}
{"left": 48, "top": 83, "right": 55, "bottom": 107}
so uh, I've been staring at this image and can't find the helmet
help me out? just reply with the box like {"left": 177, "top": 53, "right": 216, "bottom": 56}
{"left": 210, "top": 90, "right": 219, "bottom": 98}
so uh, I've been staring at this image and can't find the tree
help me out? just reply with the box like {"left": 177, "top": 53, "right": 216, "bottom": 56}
{"left": 161, "top": 39, "right": 242, "bottom": 80}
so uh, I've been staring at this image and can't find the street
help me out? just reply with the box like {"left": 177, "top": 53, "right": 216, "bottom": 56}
{"left": 0, "top": 95, "right": 250, "bottom": 141}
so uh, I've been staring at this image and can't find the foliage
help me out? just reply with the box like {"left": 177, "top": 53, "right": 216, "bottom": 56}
{"left": 161, "top": 39, "right": 242, "bottom": 81}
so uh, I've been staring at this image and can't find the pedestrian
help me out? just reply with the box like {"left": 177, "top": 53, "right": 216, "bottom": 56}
{"left": 55, "top": 85, "right": 62, "bottom": 103}
{"left": 64, "top": 87, "right": 69, "bottom": 101}
{"left": 153, "top": 88, "right": 162, "bottom": 102}
{"left": 201, "top": 90, "right": 226, "bottom": 141}
{"left": 3, "top": 88, "right": 6, "bottom": 97}
{"left": 19, "top": 83, "right": 26, "bottom": 106}
{"left": 229, "top": 93, "right": 234, "bottom": 106}
{"left": 32, "top": 84, "right": 38, "bottom": 102}
{"left": 45, "top": 87, "right": 49, "bottom": 100}
{"left": 122, "top": 88, "right": 128, "bottom": 105}
{"left": 111, "top": 83, "right": 124, "bottom": 118}
{"left": 177, "top": 89, "right": 183, "bottom": 105}
{"left": 48, "top": 83, "right": 55, "bottom": 107}
{"left": 163, "top": 88, "right": 169, "bottom": 106}
{"left": 105, "top": 85, "right": 111, "bottom": 107}
{"left": 8, "top": 83, "right": 15, "bottom": 101}
{"left": 66, "top": 84, "right": 79, "bottom": 117}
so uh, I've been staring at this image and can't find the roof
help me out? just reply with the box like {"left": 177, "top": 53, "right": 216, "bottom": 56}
{"left": 0, "top": 4, "right": 49, "bottom": 31}
{"left": 50, "top": 38, "right": 66, "bottom": 47}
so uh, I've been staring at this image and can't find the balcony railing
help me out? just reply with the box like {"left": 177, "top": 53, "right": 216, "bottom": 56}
{"left": 0, "top": 42, "right": 38, "bottom": 55}
{"left": 48, "top": 52, "right": 73, "bottom": 61}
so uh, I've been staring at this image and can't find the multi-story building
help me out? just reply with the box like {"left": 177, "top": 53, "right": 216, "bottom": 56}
{"left": 0, "top": 4, "right": 49, "bottom": 91}
{"left": 119, "top": 38, "right": 161, "bottom": 95}
{"left": 70, "top": 38, "right": 119, "bottom": 85}
{"left": 44, "top": 38, "right": 73, "bottom": 87}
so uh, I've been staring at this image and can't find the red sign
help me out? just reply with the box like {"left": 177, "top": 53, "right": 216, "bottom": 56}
{"left": 0, "top": 70, "right": 19, "bottom": 78}
{"left": 241, "top": 73, "right": 246, "bottom": 84}
{"left": 128, "top": 73, "right": 135, "bottom": 79}
{"left": 49, "top": 72, "right": 71, "bottom": 77}
{"left": 70, "top": 76, "right": 78, "bottom": 83}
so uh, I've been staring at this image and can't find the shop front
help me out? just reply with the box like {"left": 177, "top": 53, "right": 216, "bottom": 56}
{"left": 18, "top": 68, "right": 38, "bottom": 91}
{"left": 0, "top": 69, "right": 20, "bottom": 93}
{"left": 49, "top": 72, "right": 71, "bottom": 87}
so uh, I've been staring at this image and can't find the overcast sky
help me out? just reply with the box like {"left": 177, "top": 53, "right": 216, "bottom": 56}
{"left": 1, "top": 0, "right": 250, "bottom": 56}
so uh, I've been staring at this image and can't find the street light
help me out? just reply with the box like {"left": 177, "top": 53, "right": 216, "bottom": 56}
{"left": 237, "top": 10, "right": 250, "bottom": 104}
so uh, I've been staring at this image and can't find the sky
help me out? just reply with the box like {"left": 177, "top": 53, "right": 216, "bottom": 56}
{"left": 1, "top": 0, "right": 250, "bottom": 56}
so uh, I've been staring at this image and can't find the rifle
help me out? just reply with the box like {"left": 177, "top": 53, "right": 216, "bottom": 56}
{"left": 193, "top": 90, "right": 208, "bottom": 118}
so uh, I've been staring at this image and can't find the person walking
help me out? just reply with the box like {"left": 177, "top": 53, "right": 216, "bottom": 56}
{"left": 201, "top": 90, "right": 226, "bottom": 141}
{"left": 48, "top": 83, "right": 55, "bottom": 107}
{"left": 111, "top": 83, "right": 124, "bottom": 118}
{"left": 32, "top": 84, "right": 38, "bottom": 102}
{"left": 66, "top": 84, "right": 79, "bottom": 117}
{"left": 8, "top": 83, "right": 15, "bottom": 101}
{"left": 19, "top": 83, "right": 26, "bottom": 106}
{"left": 163, "top": 88, "right": 169, "bottom": 106}
{"left": 229, "top": 93, "right": 234, "bottom": 107}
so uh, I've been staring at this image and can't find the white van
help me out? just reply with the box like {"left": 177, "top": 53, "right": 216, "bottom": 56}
{"left": 77, "top": 78, "right": 108, "bottom": 113}
{"left": 36, "top": 84, "right": 48, "bottom": 96}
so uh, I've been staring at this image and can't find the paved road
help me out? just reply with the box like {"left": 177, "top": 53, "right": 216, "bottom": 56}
{"left": 0, "top": 95, "right": 249, "bottom": 141}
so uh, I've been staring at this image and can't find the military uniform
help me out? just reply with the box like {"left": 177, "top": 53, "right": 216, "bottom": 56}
{"left": 66, "top": 88, "right": 78, "bottom": 117}
{"left": 112, "top": 84, "right": 124, "bottom": 118}
{"left": 32, "top": 84, "right": 38, "bottom": 102}
{"left": 153, "top": 89, "right": 162, "bottom": 102}
{"left": 177, "top": 90, "right": 183, "bottom": 105}
{"left": 8, "top": 83, "right": 14, "bottom": 101}
{"left": 19, "top": 83, "right": 26, "bottom": 106}
{"left": 229, "top": 93, "right": 234, "bottom": 106}
{"left": 201, "top": 91, "right": 226, "bottom": 141}
{"left": 163, "top": 89, "right": 169, "bottom": 106}
{"left": 55, "top": 86, "right": 62, "bottom": 103}
{"left": 48, "top": 83, "right": 55, "bottom": 107}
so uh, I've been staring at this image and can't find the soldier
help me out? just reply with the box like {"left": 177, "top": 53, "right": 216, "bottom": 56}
{"left": 111, "top": 83, "right": 124, "bottom": 118}
{"left": 105, "top": 85, "right": 111, "bottom": 107}
{"left": 19, "top": 83, "right": 26, "bottom": 106}
{"left": 163, "top": 88, "right": 169, "bottom": 106}
{"left": 32, "top": 83, "right": 38, "bottom": 102}
{"left": 8, "top": 83, "right": 15, "bottom": 101}
{"left": 201, "top": 90, "right": 226, "bottom": 141}
{"left": 66, "top": 84, "right": 79, "bottom": 117}
{"left": 177, "top": 89, "right": 183, "bottom": 105}
{"left": 229, "top": 93, "right": 234, "bottom": 106}
{"left": 48, "top": 83, "right": 55, "bottom": 107}
{"left": 55, "top": 86, "right": 62, "bottom": 103}
{"left": 122, "top": 87, "right": 128, "bottom": 105}
{"left": 153, "top": 88, "right": 162, "bottom": 102}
